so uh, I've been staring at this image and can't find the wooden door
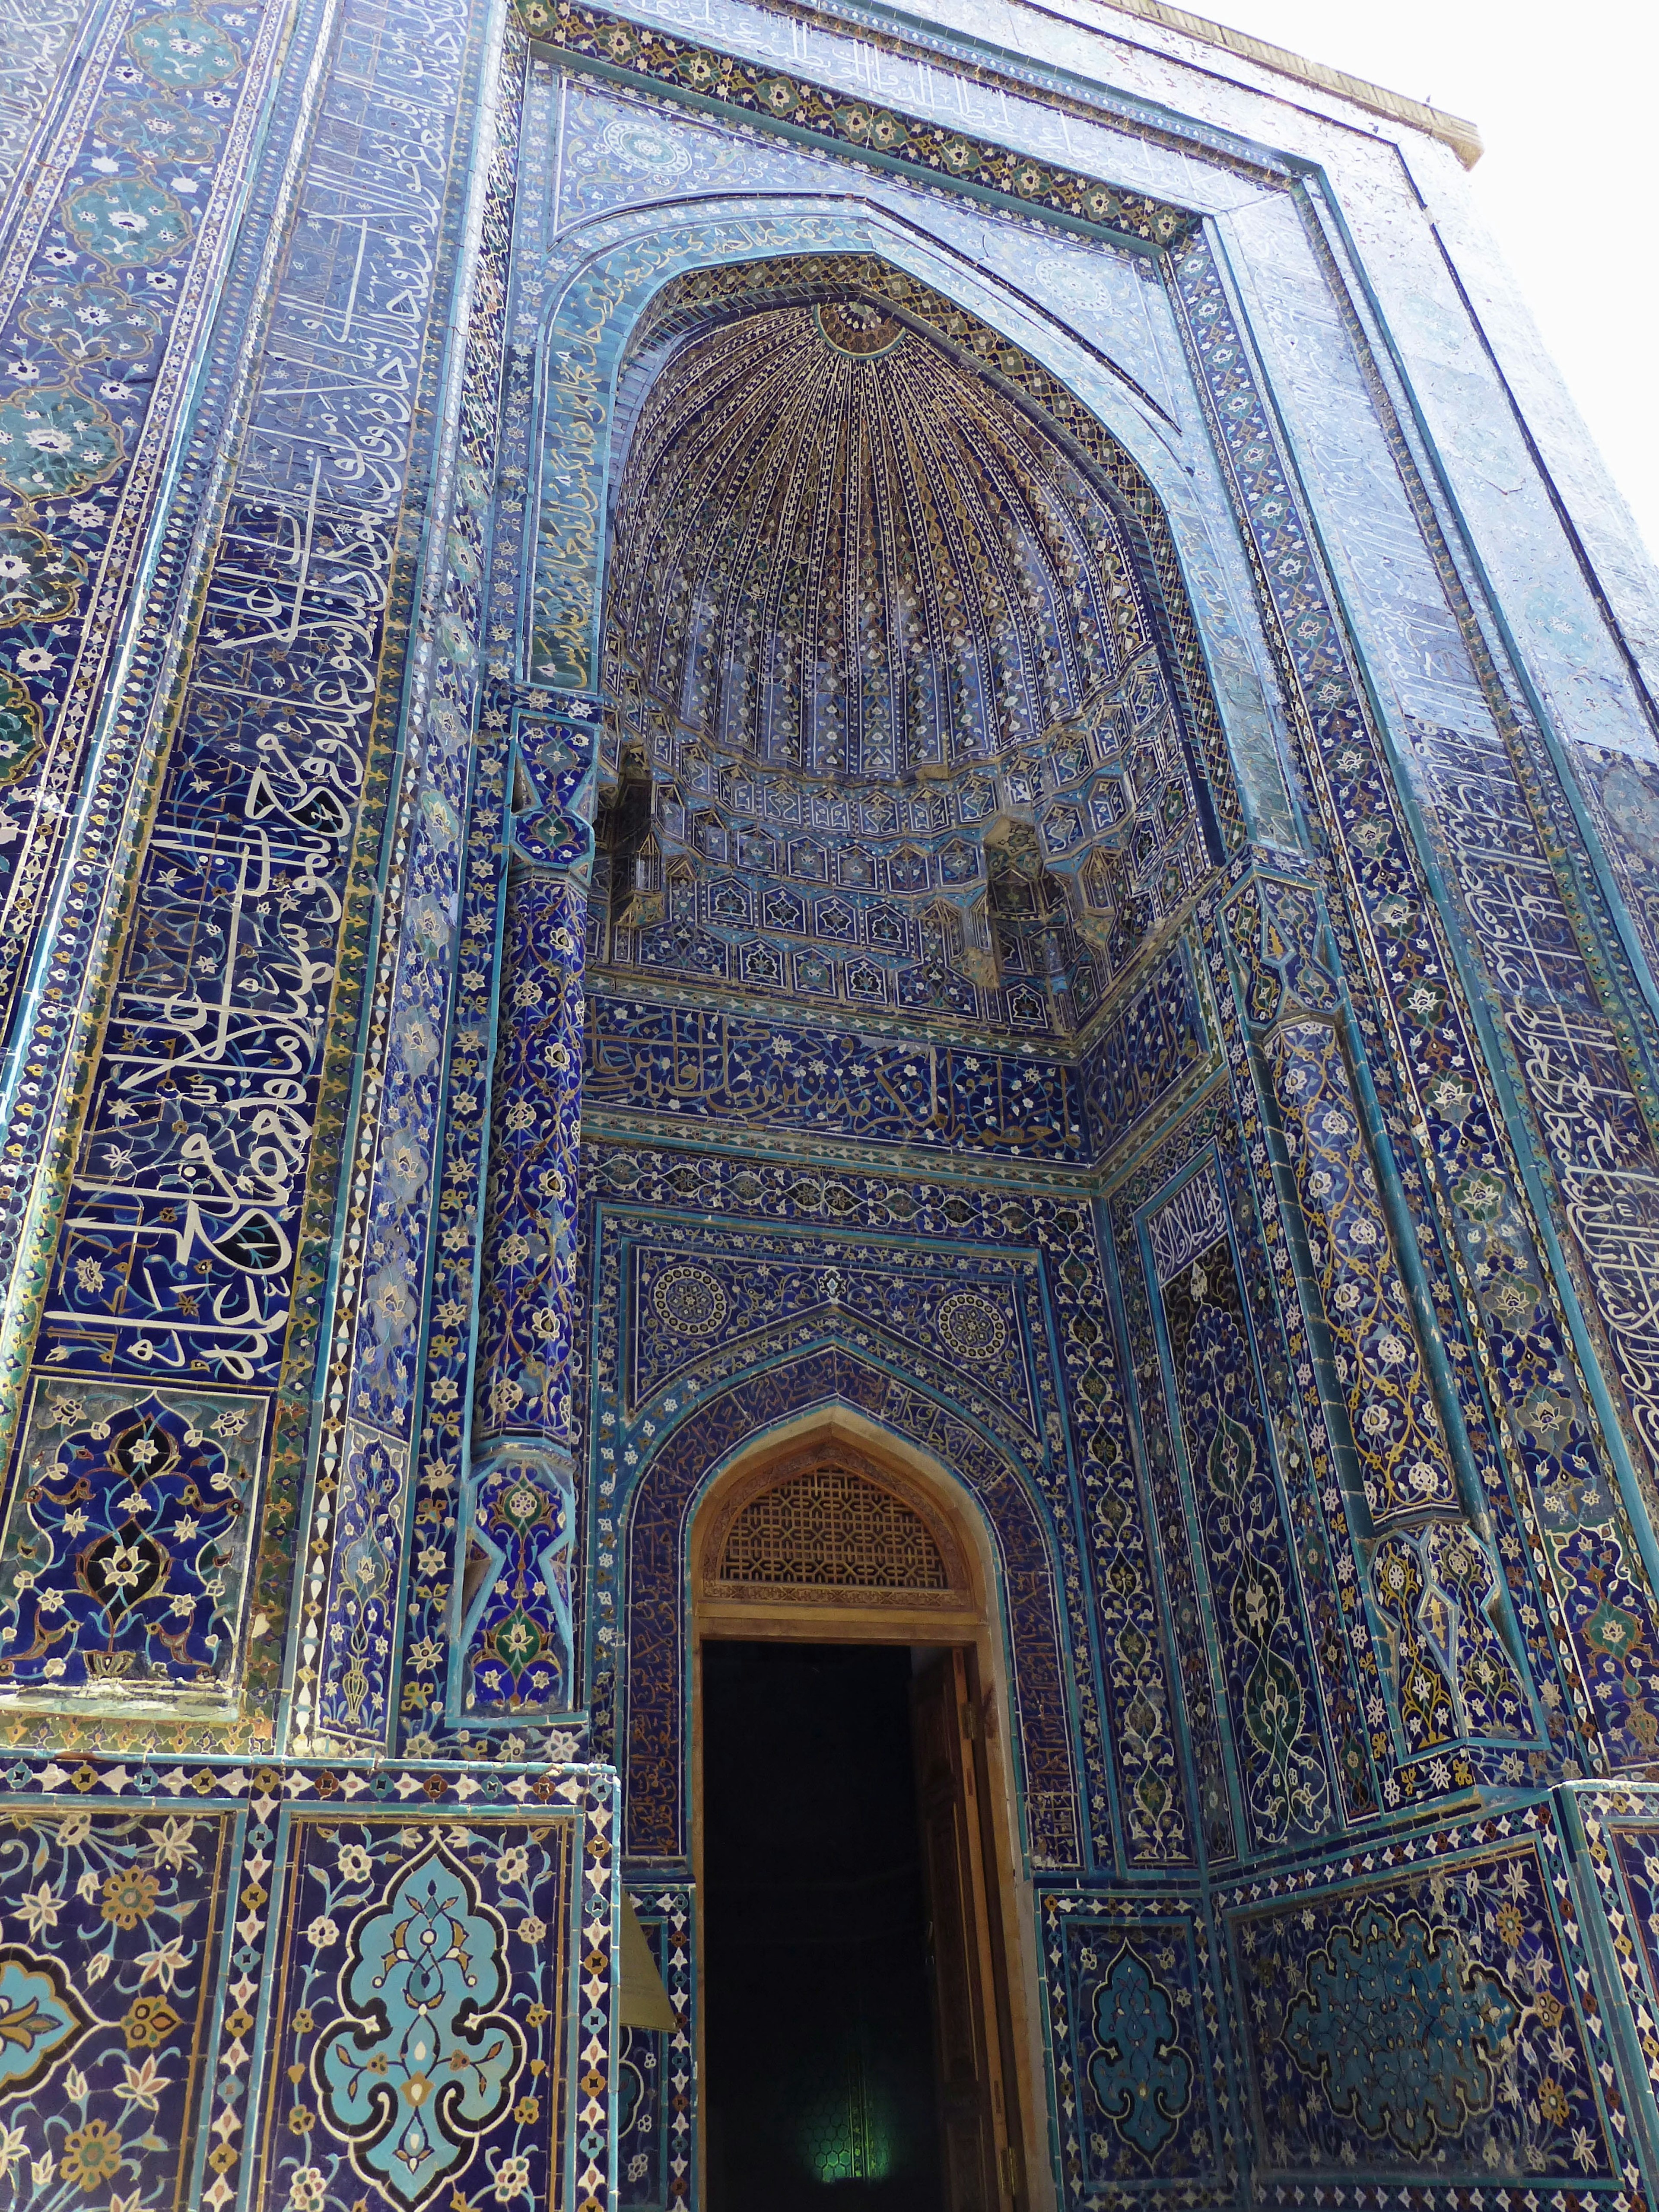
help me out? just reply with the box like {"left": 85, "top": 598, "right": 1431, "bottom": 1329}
{"left": 912, "top": 1649, "right": 1020, "bottom": 2212}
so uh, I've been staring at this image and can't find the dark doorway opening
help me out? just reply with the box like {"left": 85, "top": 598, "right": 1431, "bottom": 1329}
{"left": 702, "top": 1640, "right": 945, "bottom": 2212}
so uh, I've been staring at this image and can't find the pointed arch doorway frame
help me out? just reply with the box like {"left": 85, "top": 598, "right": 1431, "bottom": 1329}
{"left": 688, "top": 1408, "right": 1046, "bottom": 2212}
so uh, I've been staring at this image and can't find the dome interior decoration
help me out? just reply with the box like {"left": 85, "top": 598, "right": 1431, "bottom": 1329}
{"left": 596, "top": 263, "right": 1220, "bottom": 1036}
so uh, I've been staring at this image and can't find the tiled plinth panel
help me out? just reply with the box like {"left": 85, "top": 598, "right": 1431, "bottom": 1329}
{"left": 1040, "top": 1789, "right": 1659, "bottom": 2207}
{"left": 0, "top": 1756, "right": 617, "bottom": 2212}
{"left": 1215, "top": 1793, "right": 1654, "bottom": 2206}
{"left": 1043, "top": 1891, "right": 1230, "bottom": 2202}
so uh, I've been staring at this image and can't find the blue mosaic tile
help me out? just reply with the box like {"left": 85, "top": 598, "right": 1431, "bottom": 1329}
{"left": 1044, "top": 1892, "right": 1228, "bottom": 2199}
{"left": 1218, "top": 1800, "right": 1635, "bottom": 2199}
{"left": 6, "top": 0, "right": 1659, "bottom": 2203}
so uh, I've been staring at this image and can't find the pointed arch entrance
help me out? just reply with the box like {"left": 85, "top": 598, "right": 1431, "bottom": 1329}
{"left": 576, "top": 224, "right": 1240, "bottom": 2212}
{"left": 690, "top": 1417, "right": 1036, "bottom": 2212}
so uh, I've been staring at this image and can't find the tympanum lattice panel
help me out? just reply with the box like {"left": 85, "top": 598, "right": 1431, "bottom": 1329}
{"left": 718, "top": 1466, "right": 948, "bottom": 1590}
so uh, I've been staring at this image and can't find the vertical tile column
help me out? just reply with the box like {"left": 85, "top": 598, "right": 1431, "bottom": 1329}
{"left": 1226, "top": 872, "right": 1541, "bottom": 1770}
{"left": 452, "top": 697, "right": 597, "bottom": 1735}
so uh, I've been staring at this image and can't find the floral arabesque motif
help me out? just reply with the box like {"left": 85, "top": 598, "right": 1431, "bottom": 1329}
{"left": 1233, "top": 1835, "right": 1613, "bottom": 2178}
{"left": 1372, "top": 1520, "right": 1532, "bottom": 1754}
{"left": 0, "top": 1386, "right": 261, "bottom": 1695}
{"left": 1262, "top": 1018, "right": 1533, "bottom": 1754}
{"left": 0, "top": 522, "right": 83, "bottom": 625}
{"left": 629, "top": 1240, "right": 1032, "bottom": 1432}
{"left": 512, "top": 711, "right": 596, "bottom": 872}
{"left": 585, "top": 994, "right": 1089, "bottom": 1159}
{"left": 0, "top": 1807, "right": 224, "bottom": 2205}
{"left": 0, "top": 670, "right": 44, "bottom": 785}
{"left": 1049, "top": 1904, "right": 1221, "bottom": 2194}
{"left": 318, "top": 1430, "right": 404, "bottom": 1742}
{"left": 1112, "top": 1120, "right": 1248, "bottom": 1861}
{"left": 1284, "top": 1907, "right": 1516, "bottom": 2155}
{"left": 19, "top": 280, "right": 164, "bottom": 363}
{"left": 124, "top": 5, "right": 242, "bottom": 85}
{"left": 0, "top": 1946, "right": 92, "bottom": 2092}
{"left": 1087, "top": 1945, "right": 1193, "bottom": 2158}
{"left": 96, "top": 88, "right": 222, "bottom": 160}
{"left": 474, "top": 872, "right": 587, "bottom": 1453}
{"left": 1265, "top": 1019, "right": 1460, "bottom": 1524}
{"left": 1085, "top": 948, "right": 1210, "bottom": 1159}
{"left": 1225, "top": 874, "right": 1339, "bottom": 1030}
{"left": 266, "top": 1818, "right": 572, "bottom": 2212}
{"left": 458, "top": 1450, "right": 575, "bottom": 1720}
{"left": 313, "top": 1845, "right": 525, "bottom": 2205}
{"left": 60, "top": 174, "right": 192, "bottom": 267}
{"left": 1155, "top": 1201, "right": 1332, "bottom": 1847}
{"left": 0, "top": 383, "right": 122, "bottom": 503}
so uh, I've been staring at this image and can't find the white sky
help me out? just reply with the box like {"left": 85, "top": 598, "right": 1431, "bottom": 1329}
{"left": 1194, "top": 0, "right": 1659, "bottom": 559}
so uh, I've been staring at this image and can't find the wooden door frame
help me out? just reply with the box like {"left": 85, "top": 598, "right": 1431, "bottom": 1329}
{"left": 687, "top": 1408, "right": 1051, "bottom": 2211}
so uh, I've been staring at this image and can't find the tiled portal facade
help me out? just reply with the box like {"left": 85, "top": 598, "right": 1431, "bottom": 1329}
{"left": 0, "top": 0, "right": 1658, "bottom": 2204}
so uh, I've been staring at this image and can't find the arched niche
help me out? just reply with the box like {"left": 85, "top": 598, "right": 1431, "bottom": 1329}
{"left": 525, "top": 201, "right": 1288, "bottom": 854}
{"left": 617, "top": 1348, "right": 1083, "bottom": 1871}
{"left": 685, "top": 1410, "right": 1048, "bottom": 2210}
{"left": 582, "top": 248, "right": 1237, "bottom": 1040}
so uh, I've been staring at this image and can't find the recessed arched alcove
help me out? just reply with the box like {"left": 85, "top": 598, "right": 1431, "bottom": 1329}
{"left": 586, "top": 251, "right": 1229, "bottom": 1039}
{"left": 684, "top": 1412, "right": 1044, "bottom": 2212}
{"left": 619, "top": 1349, "right": 1080, "bottom": 1868}
{"left": 575, "top": 232, "right": 1226, "bottom": 2212}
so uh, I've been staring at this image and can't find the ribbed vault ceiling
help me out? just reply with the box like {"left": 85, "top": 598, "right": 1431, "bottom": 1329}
{"left": 595, "top": 276, "right": 1213, "bottom": 1040}
{"left": 606, "top": 300, "right": 1141, "bottom": 784}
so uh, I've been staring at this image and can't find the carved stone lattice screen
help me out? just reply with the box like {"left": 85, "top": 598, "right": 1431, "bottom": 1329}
{"left": 717, "top": 1464, "right": 951, "bottom": 1592}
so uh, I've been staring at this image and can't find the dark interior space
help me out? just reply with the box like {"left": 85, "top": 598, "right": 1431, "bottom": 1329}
{"left": 702, "top": 1639, "right": 945, "bottom": 2212}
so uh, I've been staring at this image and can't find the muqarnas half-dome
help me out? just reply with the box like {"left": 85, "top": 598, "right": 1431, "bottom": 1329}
{"left": 605, "top": 297, "right": 1155, "bottom": 783}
